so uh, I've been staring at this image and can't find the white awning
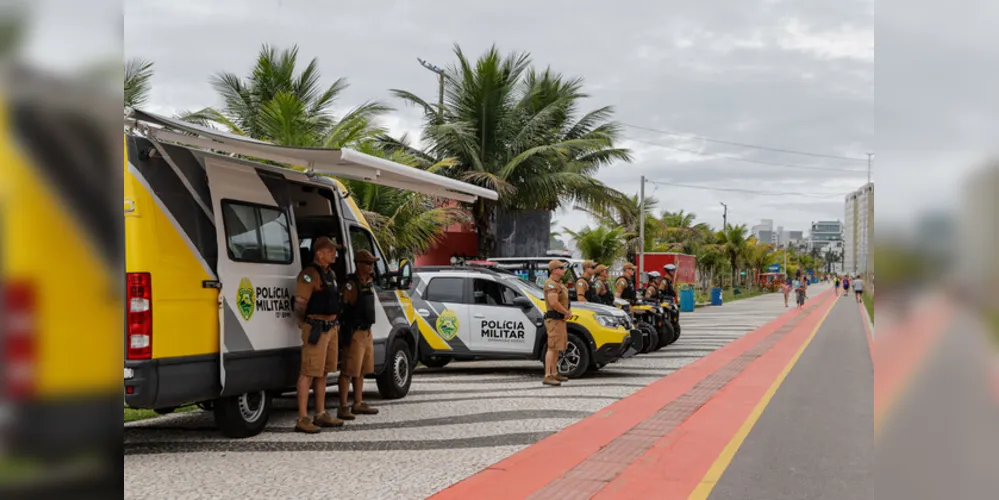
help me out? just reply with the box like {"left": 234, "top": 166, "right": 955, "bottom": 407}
{"left": 126, "top": 109, "right": 498, "bottom": 203}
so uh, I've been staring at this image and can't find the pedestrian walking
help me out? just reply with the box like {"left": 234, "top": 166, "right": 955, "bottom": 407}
{"left": 842, "top": 275, "right": 850, "bottom": 297}
{"left": 795, "top": 277, "right": 808, "bottom": 308}
{"left": 291, "top": 236, "right": 345, "bottom": 433}
{"left": 781, "top": 280, "right": 791, "bottom": 307}
{"left": 543, "top": 260, "right": 572, "bottom": 386}
{"left": 834, "top": 275, "right": 841, "bottom": 290}
{"left": 337, "top": 249, "right": 381, "bottom": 420}
{"left": 853, "top": 276, "right": 865, "bottom": 303}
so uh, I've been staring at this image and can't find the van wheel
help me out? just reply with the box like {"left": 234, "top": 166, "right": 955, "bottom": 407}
{"left": 421, "top": 356, "right": 452, "bottom": 369}
{"left": 638, "top": 323, "right": 658, "bottom": 354}
{"left": 377, "top": 339, "right": 413, "bottom": 399}
{"left": 555, "top": 333, "right": 591, "bottom": 379}
{"left": 213, "top": 390, "right": 271, "bottom": 439}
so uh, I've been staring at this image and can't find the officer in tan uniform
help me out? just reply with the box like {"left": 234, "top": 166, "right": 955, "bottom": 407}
{"left": 337, "top": 249, "right": 380, "bottom": 420}
{"left": 574, "top": 260, "right": 597, "bottom": 302}
{"left": 644, "top": 271, "right": 662, "bottom": 300}
{"left": 292, "top": 236, "right": 345, "bottom": 433}
{"left": 543, "top": 260, "right": 572, "bottom": 386}
{"left": 595, "top": 264, "right": 613, "bottom": 305}
{"left": 615, "top": 263, "right": 638, "bottom": 302}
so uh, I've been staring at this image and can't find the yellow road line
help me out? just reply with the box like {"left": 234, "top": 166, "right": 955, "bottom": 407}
{"left": 688, "top": 298, "right": 837, "bottom": 500}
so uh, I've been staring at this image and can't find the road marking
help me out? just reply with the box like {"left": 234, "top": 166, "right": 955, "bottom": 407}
{"left": 688, "top": 297, "right": 836, "bottom": 500}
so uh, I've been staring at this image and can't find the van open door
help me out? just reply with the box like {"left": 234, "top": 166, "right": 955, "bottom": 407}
{"left": 127, "top": 110, "right": 498, "bottom": 429}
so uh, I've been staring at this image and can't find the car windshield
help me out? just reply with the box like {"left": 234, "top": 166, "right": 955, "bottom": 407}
{"left": 497, "top": 274, "right": 545, "bottom": 299}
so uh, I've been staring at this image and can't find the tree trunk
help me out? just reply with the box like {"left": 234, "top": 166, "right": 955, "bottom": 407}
{"left": 475, "top": 203, "right": 496, "bottom": 258}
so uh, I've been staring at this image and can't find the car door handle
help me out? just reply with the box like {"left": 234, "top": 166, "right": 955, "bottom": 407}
{"left": 473, "top": 314, "right": 485, "bottom": 319}
{"left": 417, "top": 308, "right": 431, "bottom": 317}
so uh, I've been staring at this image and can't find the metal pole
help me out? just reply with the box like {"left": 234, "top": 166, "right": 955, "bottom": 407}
{"left": 638, "top": 175, "right": 646, "bottom": 282}
{"left": 437, "top": 72, "right": 445, "bottom": 117}
{"left": 720, "top": 202, "right": 728, "bottom": 230}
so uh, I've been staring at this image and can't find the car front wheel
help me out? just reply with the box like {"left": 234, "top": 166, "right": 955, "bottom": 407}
{"left": 555, "top": 333, "right": 591, "bottom": 379}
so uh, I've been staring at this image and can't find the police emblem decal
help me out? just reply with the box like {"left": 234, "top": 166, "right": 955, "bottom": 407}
{"left": 236, "top": 277, "right": 256, "bottom": 321}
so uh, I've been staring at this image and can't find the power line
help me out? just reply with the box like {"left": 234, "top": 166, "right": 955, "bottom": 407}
{"left": 623, "top": 136, "right": 868, "bottom": 174}
{"left": 620, "top": 122, "right": 869, "bottom": 163}
{"left": 645, "top": 179, "right": 846, "bottom": 198}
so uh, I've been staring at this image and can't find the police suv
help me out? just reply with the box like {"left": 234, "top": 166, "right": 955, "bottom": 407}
{"left": 410, "top": 267, "right": 639, "bottom": 378}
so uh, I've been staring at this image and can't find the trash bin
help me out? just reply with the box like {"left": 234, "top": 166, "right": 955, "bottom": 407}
{"left": 679, "top": 288, "right": 696, "bottom": 312}
{"left": 711, "top": 287, "right": 723, "bottom": 306}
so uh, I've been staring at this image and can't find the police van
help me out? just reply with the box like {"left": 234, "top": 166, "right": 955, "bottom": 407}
{"left": 122, "top": 110, "right": 497, "bottom": 437}
{"left": 410, "top": 267, "right": 639, "bottom": 378}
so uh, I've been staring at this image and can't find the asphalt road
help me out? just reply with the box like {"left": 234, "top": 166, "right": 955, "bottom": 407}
{"left": 707, "top": 291, "right": 873, "bottom": 500}
{"left": 124, "top": 289, "right": 804, "bottom": 500}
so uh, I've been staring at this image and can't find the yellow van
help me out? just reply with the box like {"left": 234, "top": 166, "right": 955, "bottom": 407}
{"left": 122, "top": 110, "right": 496, "bottom": 437}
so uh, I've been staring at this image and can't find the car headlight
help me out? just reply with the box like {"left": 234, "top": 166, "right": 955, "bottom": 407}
{"left": 595, "top": 314, "right": 619, "bottom": 328}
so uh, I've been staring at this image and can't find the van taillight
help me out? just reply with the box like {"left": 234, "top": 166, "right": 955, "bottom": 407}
{"left": 127, "top": 273, "right": 152, "bottom": 360}
{"left": 2, "top": 280, "right": 37, "bottom": 400}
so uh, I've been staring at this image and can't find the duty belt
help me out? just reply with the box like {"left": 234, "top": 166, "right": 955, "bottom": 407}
{"left": 305, "top": 317, "right": 339, "bottom": 345}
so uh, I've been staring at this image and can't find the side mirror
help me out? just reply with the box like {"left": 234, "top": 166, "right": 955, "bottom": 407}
{"left": 512, "top": 296, "right": 534, "bottom": 310}
{"left": 397, "top": 259, "right": 413, "bottom": 290}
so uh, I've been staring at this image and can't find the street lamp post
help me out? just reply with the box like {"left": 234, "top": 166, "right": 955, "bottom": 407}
{"left": 638, "top": 175, "right": 646, "bottom": 280}
{"left": 417, "top": 58, "right": 446, "bottom": 117}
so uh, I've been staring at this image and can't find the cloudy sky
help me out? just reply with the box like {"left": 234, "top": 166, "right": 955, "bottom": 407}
{"left": 122, "top": 0, "right": 881, "bottom": 241}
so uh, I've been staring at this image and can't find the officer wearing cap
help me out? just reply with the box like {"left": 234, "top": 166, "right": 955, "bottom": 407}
{"left": 542, "top": 260, "right": 572, "bottom": 386}
{"left": 595, "top": 265, "right": 613, "bottom": 305}
{"left": 575, "top": 260, "right": 598, "bottom": 303}
{"left": 337, "top": 249, "right": 381, "bottom": 420}
{"left": 660, "top": 264, "right": 679, "bottom": 305}
{"left": 645, "top": 271, "right": 662, "bottom": 300}
{"left": 615, "top": 263, "right": 638, "bottom": 302}
{"left": 292, "top": 236, "right": 345, "bottom": 433}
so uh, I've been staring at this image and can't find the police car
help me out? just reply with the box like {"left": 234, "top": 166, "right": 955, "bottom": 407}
{"left": 410, "top": 267, "right": 639, "bottom": 378}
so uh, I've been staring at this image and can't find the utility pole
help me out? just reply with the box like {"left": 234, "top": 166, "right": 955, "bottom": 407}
{"left": 638, "top": 175, "right": 646, "bottom": 281}
{"left": 719, "top": 202, "right": 728, "bottom": 230}
{"left": 417, "top": 58, "right": 446, "bottom": 117}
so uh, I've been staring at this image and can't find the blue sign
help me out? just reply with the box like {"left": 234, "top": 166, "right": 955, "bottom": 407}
{"left": 767, "top": 264, "right": 781, "bottom": 272}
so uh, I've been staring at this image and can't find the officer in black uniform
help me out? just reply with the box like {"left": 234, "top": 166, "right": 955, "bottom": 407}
{"left": 292, "top": 236, "right": 345, "bottom": 433}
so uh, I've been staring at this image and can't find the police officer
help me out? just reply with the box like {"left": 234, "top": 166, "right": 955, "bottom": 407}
{"left": 337, "top": 249, "right": 381, "bottom": 420}
{"left": 575, "top": 260, "right": 598, "bottom": 303}
{"left": 292, "top": 236, "right": 345, "bottom": 434}
{"left": 660, "top": 264, "right": 679, "bottom": 305}
{"left": 595, "top": 265, "right": 613, "bottom": 305}
{"left": 615, "top": 263, "right": 638, "bottom": 302}
{"left": 543, "top": 260, "right": 572, "bottom": 387}
{"left": 644, "top": 271, "right": 662, "bottom": 300}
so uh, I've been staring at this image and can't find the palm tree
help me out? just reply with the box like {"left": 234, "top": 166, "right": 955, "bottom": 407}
{"left": 744, "top": 239, "right": 777, "bottom": 289}
{"left": 388, "top": 44, "right": 632, "bottom": 257}
{"left": 717, "top": 224, "right": 751, "bottom": 288}
{"left": 124, "top": 58, "right": 154, "bottom": 108}
{"left": 565, "top": 225, "right": 631, "bottom": 264}
{"left": 581, "top": 193, "right": 665, "bottom": 254}
{"left": 336, "top": 142, "right": 469, "bottom": 262}
{"left": 181, "top": 44, "right": 389, "bottom": 147}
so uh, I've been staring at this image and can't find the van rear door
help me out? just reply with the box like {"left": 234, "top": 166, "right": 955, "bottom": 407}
{"left": 204, "top": 158, "right": 302, "bottom": 394}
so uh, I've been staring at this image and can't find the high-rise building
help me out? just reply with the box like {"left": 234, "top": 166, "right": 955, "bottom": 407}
{"left": 808, "top": 220, "right": 843, "bottom": 251}
{"left": 958, "top": 167, "right": 997, "bottom": 305}
{"left": 751, "top": 219, "right": 776, "bottom": 244}
{"left": 843, "top": 182, "right": 874, "bottom": 276}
